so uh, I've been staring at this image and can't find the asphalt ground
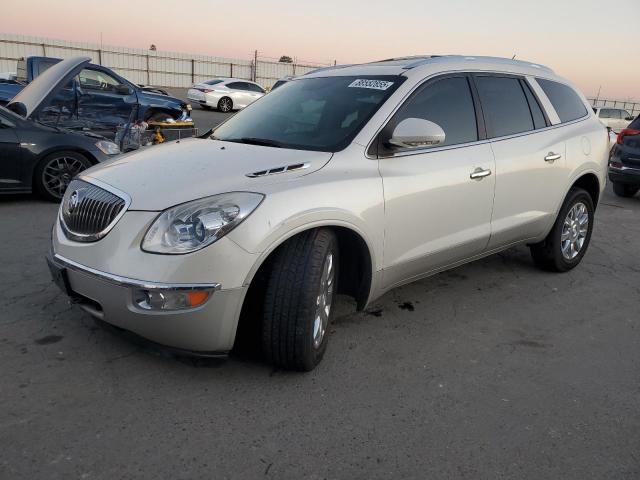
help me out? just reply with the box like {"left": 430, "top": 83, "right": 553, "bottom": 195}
{"left": 0, "top": 105, "right": 639, "bottom": 478}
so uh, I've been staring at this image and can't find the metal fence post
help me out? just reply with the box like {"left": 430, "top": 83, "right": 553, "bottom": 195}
{"left": 191, "top": 58, "right": 195, "bottom": 84}
{"left": 146, "top": 54, "right": 150, "bottom": 85}
{"left": 230, "top": 62, "right": 233, "bottom": 78}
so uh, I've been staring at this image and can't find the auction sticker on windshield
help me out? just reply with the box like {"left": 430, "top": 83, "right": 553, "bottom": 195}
{"left": 348, "top": 79, "right": 394, "bottom": 90}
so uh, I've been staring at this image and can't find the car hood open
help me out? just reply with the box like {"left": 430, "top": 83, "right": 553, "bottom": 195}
{"left": 7, "top": 56, "right": 90, "bottom": 119}
{"left": 81, "top": 137, "right": 333, "bottom": 210}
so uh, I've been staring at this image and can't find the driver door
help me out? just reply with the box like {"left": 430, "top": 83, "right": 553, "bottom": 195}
{"left": 76, "top": 67, "right": 137, "bottom": 134}
{"left": 377, "top": 75, "right": 496, "bottom": 289}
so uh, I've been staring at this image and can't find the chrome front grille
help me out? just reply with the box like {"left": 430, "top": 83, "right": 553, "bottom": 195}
{"left": 59, "top": 179, "right": 130, "bottom": 242}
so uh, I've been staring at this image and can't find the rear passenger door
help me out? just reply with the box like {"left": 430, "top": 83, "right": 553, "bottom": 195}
{"left": 473, "top": 74, "right": 567, "bottom": 248}
{"left": 378, "top": 74, "right": 496, "bottom": 289}
{"left": 227, "top": 82, "right": 251, "bottom": 108}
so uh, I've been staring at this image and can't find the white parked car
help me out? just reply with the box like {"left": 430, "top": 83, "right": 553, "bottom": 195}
{"left": 48, "top": 56, "right": 608, "bottom": 371}
{"left": 593, "top": 107, "right": 635, "bottom": 133}
{"left": 187, "top": 78, "right": 265, "bottom": 112}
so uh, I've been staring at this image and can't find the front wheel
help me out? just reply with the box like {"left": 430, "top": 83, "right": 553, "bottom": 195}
{"left": 530, "top": 188, "right": 594, "bottom": 272}
{"left": 612, "top": 182, "right": 639, "bottom": 198}
{"left": 262, "top": 229, "right": 339, "bottom": 371}
{"left": 34, "top": 151, "right": 92, "bottom": 202}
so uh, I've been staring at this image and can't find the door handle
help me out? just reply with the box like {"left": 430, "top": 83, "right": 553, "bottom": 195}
{"left": 544, "top": 152, "right": 562, "bottom": 162}
{"left": 470, "top": 167, "right": 492, "bottom": 180}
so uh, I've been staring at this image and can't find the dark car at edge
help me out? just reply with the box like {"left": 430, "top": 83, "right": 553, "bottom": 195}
{"left": 609, "top": 115, "right": 640, "bottom": 198}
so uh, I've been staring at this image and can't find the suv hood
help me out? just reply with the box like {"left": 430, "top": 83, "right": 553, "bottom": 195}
{"left": 7, "top": 57, "right": 90, "bottom": 118}
{"left": 82, "top": 137, "right": 333, "bottom": 210}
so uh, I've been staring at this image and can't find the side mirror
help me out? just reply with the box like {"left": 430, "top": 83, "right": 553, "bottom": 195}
{"left": 115, "top": 84, "right": 133, "bottom": 95}
{"left": 388, "top": 118, "right": 446, "bottom": 149}
{"left": 626, "top": 116, "right": 635, "bottom": 121}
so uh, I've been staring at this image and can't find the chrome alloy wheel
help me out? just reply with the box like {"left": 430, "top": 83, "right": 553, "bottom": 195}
{"left": 42, "top": 156, "right": 86, "bottom": 199}
{"left": 312, "top": 252, "right": 335, "bottom": 349}
{"left": 219, "top": 98, "right": 232, "bottom": 112}
{"left": 561, "top": 202, "right": 589, "bottom": 260}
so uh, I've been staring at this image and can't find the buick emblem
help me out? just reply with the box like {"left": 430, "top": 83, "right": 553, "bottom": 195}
{"left": 68, "top": 190, "right": 80, "bottom": 213}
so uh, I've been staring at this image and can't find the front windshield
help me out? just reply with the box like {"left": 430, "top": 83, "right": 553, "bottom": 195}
{"left": 213, "top": 75, "right": 405, "bottom": 152}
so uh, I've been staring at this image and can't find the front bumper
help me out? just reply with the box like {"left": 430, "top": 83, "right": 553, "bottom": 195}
{"left": 48, "top": 251, "right": 247, "bottom": 354}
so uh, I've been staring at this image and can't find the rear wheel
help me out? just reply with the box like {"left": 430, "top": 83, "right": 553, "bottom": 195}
{"left": 530, "top": 188, "right": 594, "bottom": 272}
{"left": 217, "top": 97, "right": 233, "bottom": 113}
{"left": 34, "top": 151, "right": 92, "bottom": 202}
{"left": 262, "top": 229, "right": 339, "bottom": 371}
{"left": 612, "top": 182, "right": 639, "bottom": 198}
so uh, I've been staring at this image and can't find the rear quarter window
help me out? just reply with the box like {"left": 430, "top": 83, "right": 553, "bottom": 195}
{"left": 537, "top": 78, "right": 588, "bottom": 123}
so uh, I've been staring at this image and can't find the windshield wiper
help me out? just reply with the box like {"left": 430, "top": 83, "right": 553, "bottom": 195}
{"left": 222, "top": 137, "right": 286, "bottom": 148}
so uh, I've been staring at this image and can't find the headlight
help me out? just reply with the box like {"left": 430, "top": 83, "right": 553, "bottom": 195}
{"left": 142, "top": 192, "right": 264, "bottom": 254}
{"left": 95, "top": 140, "right": 120, "bottom": 155}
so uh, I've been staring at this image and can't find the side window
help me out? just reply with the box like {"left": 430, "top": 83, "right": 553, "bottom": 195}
{"left": 622, "top": 110, "right": 632, "bottom": 119}
{"left": 475, "top": 76, "right": 534, "bottom": 138}
{"left": 387, "top": 76, "right": 478, "bottom": 148}
{"left": 78, "top": 69, "right": 121, "bottom": 92}
{"left": 226, "top": 82, "right": 242, "bottom": 90}
{"left": 536, "top": 78, "right": 588, "bottom": 123}
{"left": 599, "top": 109, "right": 611, "bottom": 118}
{"left": 522, "top": 80, "right": 548, "bottom": 129}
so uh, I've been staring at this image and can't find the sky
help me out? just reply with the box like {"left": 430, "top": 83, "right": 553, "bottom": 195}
{"left": 4, "top": 0, "right": 639, "bottom": 99}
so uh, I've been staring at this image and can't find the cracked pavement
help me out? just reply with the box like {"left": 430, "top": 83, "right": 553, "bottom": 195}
{"left": 0, "top": 185, "right": 639, "bottom": 479}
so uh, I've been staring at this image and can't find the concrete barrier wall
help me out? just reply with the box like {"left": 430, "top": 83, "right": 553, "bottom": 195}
{"left": 0, "top": 33, "right": 329, "bottom": 88}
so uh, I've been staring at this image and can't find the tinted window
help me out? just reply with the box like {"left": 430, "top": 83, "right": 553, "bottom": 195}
{"left": 522, "top": 81, "right": 547, "bottom": 129}
{"left": 390, "top": 76, "right": 478, "bottom": 147}
{"left": 245, "top": 83, "right": 265, "bottom": 93}
{"left": 203, "top": 79, "right": 223, "bottom": 86}
{"left": 476, "top": 76, "right": 533, "bottom": 137}
{"left": 78, "top": 69, "right": 121, "bottom": 92}
{"left": 622, "top": 110, "right": 632, "bottom": 119}
{"left": 213, "top": 75, "right": 405, "bottom": 152}
{"left": 226, "top": 82, "right": 242, "bottom": 90}
{"left": 537, "top": 78, "right": 587, "bottom": 123}
{"left": 271, "top": 80, "right": 287, "bottom": 90}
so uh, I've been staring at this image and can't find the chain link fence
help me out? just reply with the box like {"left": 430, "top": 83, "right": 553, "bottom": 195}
{"left": 0, "top": 33, "right": 333, "bottom": 89}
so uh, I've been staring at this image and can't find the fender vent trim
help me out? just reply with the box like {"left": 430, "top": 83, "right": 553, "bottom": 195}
{"left": 246, "top": 162, "right": 310, "bottom": 178}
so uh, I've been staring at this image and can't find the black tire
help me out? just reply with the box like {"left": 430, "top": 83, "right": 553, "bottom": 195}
{"left": 34, "top": 151, "right": 92, "bottom": 202}
{"left": 529, "top": 188, "right": 594, "bottom": 272}
{"left": 262, "top": 229, "right": 339, "bottom": 371}
{"left": 612, "top": 182, "right": 639, "bottom": 198}
{"left": 217, "top": 97, "right": 233, "bottom": 113}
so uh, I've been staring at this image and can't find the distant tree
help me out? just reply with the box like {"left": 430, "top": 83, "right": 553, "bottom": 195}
{"left": 149, "top": 44, "right": 157, "bottom": 51}
{"left": 279, "top": 55, "right": 293, "bottom": 63}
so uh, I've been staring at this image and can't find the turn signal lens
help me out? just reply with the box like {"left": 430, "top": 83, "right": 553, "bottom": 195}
{"left": 187, "top": 291, "right": 210, "bottom": 307}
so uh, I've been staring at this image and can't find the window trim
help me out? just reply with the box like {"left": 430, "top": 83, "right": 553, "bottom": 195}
{"left": 371, "top": 72, "right": 485, "bottom": 158}
{"left": 365, "top": 70, "right": 591, "bottom": 160}
{"left": 533, "top": 77, "right": 590, "bottom": 125}
{"left": 520, "top": 78, "right": 551, "bottom": 128}
{"left": 470, "top": 72, "right": 540, "bottom": 139}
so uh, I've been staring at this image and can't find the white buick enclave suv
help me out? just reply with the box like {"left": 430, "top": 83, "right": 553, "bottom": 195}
{"left": 48, "top": 56, "right": 609, "bottom": 371}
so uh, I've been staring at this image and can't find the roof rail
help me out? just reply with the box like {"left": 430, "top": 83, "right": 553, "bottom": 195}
{"left": 402, "top": 55, "right": 554, "bottom": 73}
